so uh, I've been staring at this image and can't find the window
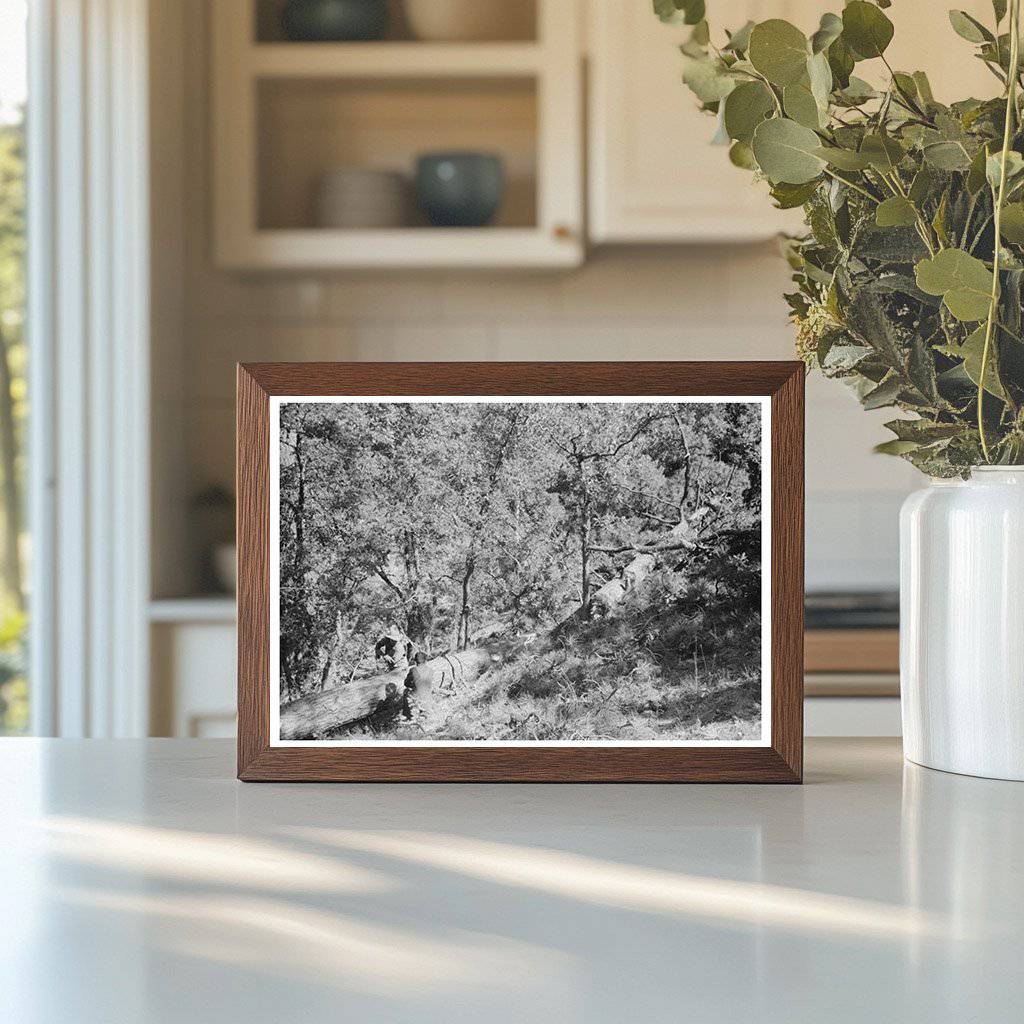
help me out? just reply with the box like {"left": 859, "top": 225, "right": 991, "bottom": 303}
{"left": 0, "top": 0, "right": 28, "bottom": 734}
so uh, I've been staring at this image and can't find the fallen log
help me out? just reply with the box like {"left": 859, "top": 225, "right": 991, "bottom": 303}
{"left": 279, "top": 647, "right": 499, "bottom": 740}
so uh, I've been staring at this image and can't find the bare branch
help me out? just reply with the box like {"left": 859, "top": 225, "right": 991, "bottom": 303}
{"left": 579, "top": 412, "right": 675, "bottom": 462}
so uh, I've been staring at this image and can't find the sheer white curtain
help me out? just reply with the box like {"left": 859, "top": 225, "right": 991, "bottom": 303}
{"left": 28, "top": 0, "right": 150, "bottom": 737}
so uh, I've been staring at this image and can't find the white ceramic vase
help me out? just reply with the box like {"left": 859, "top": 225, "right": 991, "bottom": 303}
{"left": 900, "top": 467, "right": 1024, "bottom": 781}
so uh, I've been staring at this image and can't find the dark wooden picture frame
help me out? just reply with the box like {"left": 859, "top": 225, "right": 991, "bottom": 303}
{"left": 237, "top": 362, "right": 804, "bottom": 782}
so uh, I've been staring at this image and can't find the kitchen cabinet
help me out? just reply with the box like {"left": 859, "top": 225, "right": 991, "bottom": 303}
{"left": 587, "top": 1, "right": 812, "bottom": 243}
{"left": 212, "top": 0, "right": 583, "bottom": 269}
{"left": 150, "top": 602, "right": 236, "bottom": 738}
{"left": 587, "top": 0, "right": 998, "bottom": 244}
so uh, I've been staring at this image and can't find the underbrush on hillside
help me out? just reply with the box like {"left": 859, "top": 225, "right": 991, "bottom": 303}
{"left": 354, "top": 556, "right": 763, "bottom": 743}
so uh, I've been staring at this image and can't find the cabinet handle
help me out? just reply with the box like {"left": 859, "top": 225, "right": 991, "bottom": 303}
{"left": 553, "top": 224, "right": 574, "bottom": 241}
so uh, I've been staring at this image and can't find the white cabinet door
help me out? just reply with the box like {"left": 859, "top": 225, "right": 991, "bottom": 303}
{"left": 587, "top": 1, "right": 998, "bottom": 244}
{"left": 151, "top": 620, "right": 237, "bottom": 738}
{"left": 588, "top": 1, "right": 812, "bottom": 243}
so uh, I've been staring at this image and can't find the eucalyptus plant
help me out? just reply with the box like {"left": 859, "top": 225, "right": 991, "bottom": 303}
{"left": 659, "top": 0, "right": 1024, "bottom": 474}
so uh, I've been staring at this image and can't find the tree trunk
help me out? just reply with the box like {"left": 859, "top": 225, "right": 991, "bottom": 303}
{"left": 457, "top": 557, "right": 474, "bottom": 650}
{"left": 279, "top": 647, "right": 498, "bottom": 739}
{"left": 293, "top": 429, "right": 305, "bottom": 571}
{"left": 579, "top": 468, "right": 591, "bottom": 618}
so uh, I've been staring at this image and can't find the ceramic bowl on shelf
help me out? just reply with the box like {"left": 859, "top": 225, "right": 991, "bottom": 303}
{"left": 414, "top": 152, "right": 504, "bottom": 227}
{"left": 314, "top": 167, "right": 409, "bottom": 228}
{"left": 403, "top": 0, "right": 534, "bottom": 42}
{"left": 280, "top": 0, "right": 388, "bottom": 42}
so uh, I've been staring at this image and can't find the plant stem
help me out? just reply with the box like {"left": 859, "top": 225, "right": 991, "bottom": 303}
{"left": 968, "top": 212, "right": 994, "bottom": 254}
{"left": 821, "top": 167, "right": 879, "bottom": 203}
{"left": 873, "top": 168, "right": 937, "bottom": 254}
{"left": 750, "top": 69, "right": 783, "bottom": 116}
{"left": 962, "top": 189, "right": 980, "bottom": 248}
{"left": 979, "top": 0, "right": 1021, "bottom": 463}
{"left": 880, "top": 54, "right": 930, "bottom": 120}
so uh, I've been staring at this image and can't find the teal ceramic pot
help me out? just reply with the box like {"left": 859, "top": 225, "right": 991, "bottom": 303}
{"left": 281, "top": 0, "right": 388, "bottom": 42}
{"left": 415, "top": 152, "right": 505, "bottom": 227}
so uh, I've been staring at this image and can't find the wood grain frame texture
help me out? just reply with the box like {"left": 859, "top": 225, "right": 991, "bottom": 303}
{"left": 237, "top": 362, "right": 804, "bottom": 783}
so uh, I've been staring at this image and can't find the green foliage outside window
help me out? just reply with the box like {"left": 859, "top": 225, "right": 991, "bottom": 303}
{"left": 0, "top": 111, "right": 27, "bottom": 734}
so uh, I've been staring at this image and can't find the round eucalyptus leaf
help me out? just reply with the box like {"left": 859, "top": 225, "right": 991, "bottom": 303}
{"left": 923, "top": 141, "right": 973, "bottom": 172}
{"left": 681, "top": 0, "right": 706, "bottom": 25}
{"left": 711, "top": 105, "right": 731, "bottom": 145}
{"left": 729, "top": 140, "right": 758, "bottom": 170}
{"left": 783, "top": 83, "right": 822, "bottom": 129}
{"left": 827, "top": 34, "right": 855, "bottom": 88}
{"left": 653, "top": 0, "right": 677, "bottom": 24}
{"left": 948, "top": 10, "right": 993, "bottom": 44}
{"left": 724, "top": 20, "right": 755, "bottom": 53}
{"left": 967, "top": 142, "right": 994, "bottom": 194}
{"left": 723, "top": 81, "right": 775, "bottom": 143}
{"left": 807, "top": 51, "right": 833, "bottom": 109}
{"left": 958, "top": 325, "right": 1007, "bottom": 398}
{"left": 682, "top": 55, "right": 736, "bottom": 103}
{"left": 836, "top": 76, "right": 877, "bottom": 105}
{"left": 999, "top": 202, "right": 1024, "bottom": 243}
{"left": 912, "top": 71, "right": 935, "bottom": 104}
{"left": 875, "top": 196, "right": 918, "bottom": 228}
{"left": 770, "top": 179, "right": 820, "bottom": 209}
{"left": 748, "top": 19, "right": 809, "bottom": 86}
{"left": 892, "top": 72, "right": 919, "bottom": 101}
{"left": 910, "top": 165, "right": 938, "bottom": 204}
{"left": 986, "top": 150, "right": 1024, "bottom": 189}
{"left": 810, "top": 12, "right": 843, "bottom": 54}
{"left": 814, "top": 146, "right": 872, "bottom": 170}
{"left": 842, "top": 1, "right": 894, "bottom": 59}
{"left": 654, "top": 0, "right": 705, "bottom": 26}
{"left": 874, "top": 439, "right": 921, "bottom": 456}
{"left": 860, "top": 133, "right": 905, "bottom": 172}
{"left": 752, "top": 117, "right": 826, "bottom": 184}
{"left": 914, "top": 248, "right": 993, "bottom": 322}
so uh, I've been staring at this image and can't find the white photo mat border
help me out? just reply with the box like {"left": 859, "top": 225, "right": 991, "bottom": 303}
{"left": 269, "top": 395, "right": 772, "bottom": 748}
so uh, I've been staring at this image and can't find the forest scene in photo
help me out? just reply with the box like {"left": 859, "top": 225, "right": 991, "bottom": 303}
{"left": 276, "top": 399, "right": 765, "bottom": 743}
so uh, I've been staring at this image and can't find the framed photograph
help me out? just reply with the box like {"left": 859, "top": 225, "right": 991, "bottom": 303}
{"left": 237, "top": 362, "right": 803, "bottom": 782}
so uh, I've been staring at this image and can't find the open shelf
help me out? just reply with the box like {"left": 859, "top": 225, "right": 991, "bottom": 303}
{"left": 222, "top": 227, "right": 578, "bottom": 269}
{"left": 254, "top": 0, "right": 538, "bottom": 45}
{"left": 150, "top": 597, "right": 237, "bottom": 624}
{"left": 213, "top": 0, "right": 581, "bottom": 268}
{"left": 257, "top": 76, "right": 537, "bottom": 232}
{"left": 249, "top": 42, "right": 544, "bottom": 78}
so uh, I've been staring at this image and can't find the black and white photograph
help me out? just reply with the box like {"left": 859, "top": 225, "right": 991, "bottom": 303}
{"left": 270, "top": 397, "right": 769, "bottom": 745}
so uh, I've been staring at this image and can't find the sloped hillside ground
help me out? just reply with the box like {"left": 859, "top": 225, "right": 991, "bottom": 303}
{"left": 336, "top": 563, "right": 762, "bottom": 743}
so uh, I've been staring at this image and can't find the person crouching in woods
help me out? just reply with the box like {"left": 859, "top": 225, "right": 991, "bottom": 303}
{"left": 375, "top": 626, "right": 414, "bottom": 672}
{"left": 402, "top": 652, "right": 433, "bottom": 722}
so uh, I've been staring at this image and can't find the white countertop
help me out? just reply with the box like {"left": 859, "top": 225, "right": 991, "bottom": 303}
{"left": 1, "top": 738, "right": 1021, "bottom": 1023}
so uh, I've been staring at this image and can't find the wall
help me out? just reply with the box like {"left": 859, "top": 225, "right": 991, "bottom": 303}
{"left": 152, "top": 0, "right": 919, "bottom": 599}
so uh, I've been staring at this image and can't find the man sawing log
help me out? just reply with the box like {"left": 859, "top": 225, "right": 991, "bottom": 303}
{"left": 279, "top": 647, "right": 498, "bottom": 740}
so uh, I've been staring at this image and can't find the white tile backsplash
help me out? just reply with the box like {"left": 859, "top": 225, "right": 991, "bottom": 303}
{"left": 806, "top": 490, "right": 907, "bottom": 591}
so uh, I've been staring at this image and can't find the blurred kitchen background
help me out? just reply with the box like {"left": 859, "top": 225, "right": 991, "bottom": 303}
{"left": 1, "top": 0, "right": 997, "bottom": 740}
